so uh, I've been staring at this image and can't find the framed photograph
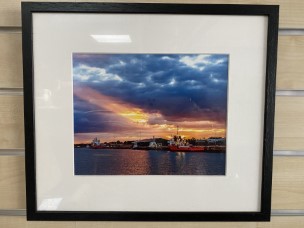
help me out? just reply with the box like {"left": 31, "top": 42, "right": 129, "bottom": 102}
{"left": 22, "top": 2, "right": 279, "bottom": 221}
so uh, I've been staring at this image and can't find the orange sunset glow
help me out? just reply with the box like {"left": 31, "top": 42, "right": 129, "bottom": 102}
{"left": 74, "top": 86, "right": 226, "bottom": 144}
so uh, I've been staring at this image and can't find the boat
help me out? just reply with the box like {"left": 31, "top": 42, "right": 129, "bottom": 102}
{"left": 133, "top": 137, "right": 168, "bottom": 150}
{"left": 90, "top": 137, "right": 105, "bottom": 149}
{"left": 168, "top": 135, "right": 205, "bottom": 152}
{"left": 133, "top": 138, "right": 158, "bottom": 150}
{"left": 168, "top": 144, "right": 205, "bottom": 152}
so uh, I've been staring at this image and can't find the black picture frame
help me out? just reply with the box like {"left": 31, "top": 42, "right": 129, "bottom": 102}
{"left": 22, "top": 2, "right": 279, "bottom": 222}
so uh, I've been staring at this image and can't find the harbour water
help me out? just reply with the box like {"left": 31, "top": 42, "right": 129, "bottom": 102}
{"left": 74, "top": 148, "right": 225, "bottom": 175}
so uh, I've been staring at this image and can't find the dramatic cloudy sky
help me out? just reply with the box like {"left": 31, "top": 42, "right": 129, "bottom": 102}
{"left": 73, "top": 53, "right": 228, "bottom": 143}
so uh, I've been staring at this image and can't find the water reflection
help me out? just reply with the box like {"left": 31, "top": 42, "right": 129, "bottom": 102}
{"left": 75, "top": 148, "right": 225, "bottom": 175}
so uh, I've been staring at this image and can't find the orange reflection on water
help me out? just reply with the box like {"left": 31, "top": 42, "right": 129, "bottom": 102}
{"left": 92, "top": 150, "right": 152, "bottom": 175}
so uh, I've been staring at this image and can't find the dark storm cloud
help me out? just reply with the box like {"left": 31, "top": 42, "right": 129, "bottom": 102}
{"left": 73, "top": 96, "right": 135, "bottom": 134}
{"left": 73, "top": 53, "right": 228, "bottom": 132}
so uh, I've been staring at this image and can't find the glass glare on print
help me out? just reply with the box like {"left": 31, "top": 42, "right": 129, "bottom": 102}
{"left": 73, "top": 53, "right": 228, "bottom": 175}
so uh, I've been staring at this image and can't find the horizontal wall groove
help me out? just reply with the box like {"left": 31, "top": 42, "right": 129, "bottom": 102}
{"left": 276, "top": 90, "right": 304, "bottom": 96}
{"left": 0, "top": 27, "right": 303, "bottom": 35}
{"left": 0, "top": 149, "right": 25, "bottom": 156}
{"left": 279, "top": 29, "right": 304, "bottom": 36}
{"left": 273, "top": 150, "right": 304, "bottom": 156}
{"left": 0, "top": 88, "right": 23, "bottom": 96}
{"left": 0, "top": 27, "right": 21, "bottom": 33}
{"left": 0, "top": 209, "right": 26, "bottom": 216}
{"left": 271, "top": 210, "right": 304, "bottom": 216}
{"left": 1, "top": 209, "right": 304, "bottom": 217}
{"left": 1, "top": 150, "right": 304, "bottom": 157}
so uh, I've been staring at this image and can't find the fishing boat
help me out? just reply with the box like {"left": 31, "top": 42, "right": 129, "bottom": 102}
{"left": 90, "top": 137, "right": 105, "bottom": 149}
{"left": 168, "top": 135, "right": 205, "bottom": 152}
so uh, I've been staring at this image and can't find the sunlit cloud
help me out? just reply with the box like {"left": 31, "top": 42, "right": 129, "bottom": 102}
{"left": 74, "top": 86, "right": 148, "bottom": 124}
{"left": 179, "top": 54, "right": 227, "bottom": 71}
{"left": 74, "top": 64, "right": 122, "bottom": 82}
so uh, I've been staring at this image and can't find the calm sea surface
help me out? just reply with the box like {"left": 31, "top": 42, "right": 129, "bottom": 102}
{"left": 74, "top": 148, "right": 225, "bottom": 175}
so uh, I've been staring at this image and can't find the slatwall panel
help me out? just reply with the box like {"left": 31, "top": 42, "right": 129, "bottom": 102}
{"left": 277, "top": 36, "right": 304, "bottom": 90}
{"left": 0, "top": 96, "right": 24, "bottom": 149}
{"left": 0, "top": 156, "right": 25, "bottom": 209}
{"left": 0, "top": 216, "right": 303, "bottom": 227}
{"left": 0, "top": 0, "right": 304, "bottom": 227}
{"left": 0, "top": 33, "right": 22, "bottom": 88}
{"left": 274, "top": 97, "right": 304, "bottom": 150}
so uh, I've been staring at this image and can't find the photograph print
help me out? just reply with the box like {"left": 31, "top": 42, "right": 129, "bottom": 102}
{"left": 73, "top": 53, "right": 228, "bottom": 175}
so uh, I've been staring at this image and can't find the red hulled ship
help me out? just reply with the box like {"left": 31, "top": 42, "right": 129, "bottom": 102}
{"left": 168, "top": 135, "right": 205, "bottom": 152}
{"left": 90, "top": 137, "right": 105, "bottom": 149}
